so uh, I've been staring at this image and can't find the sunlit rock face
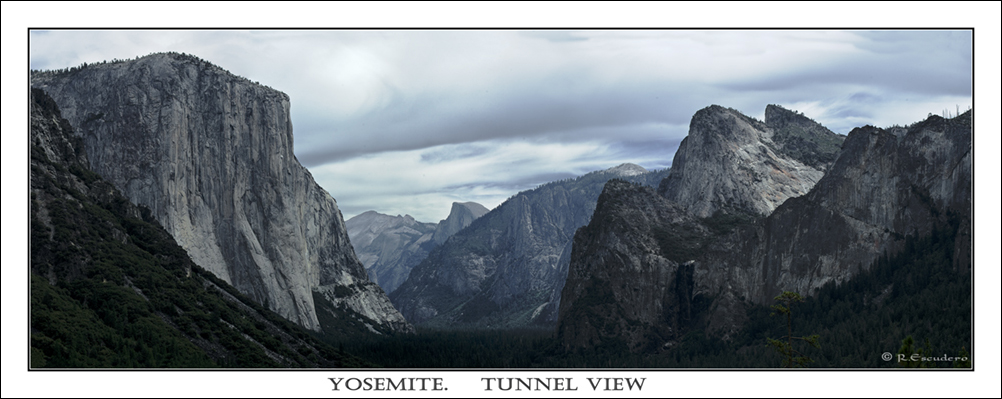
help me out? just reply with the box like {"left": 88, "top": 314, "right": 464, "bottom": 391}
{"left": 32, "top": 53, "right": 411, "bottom": 334}
{"left": 658, "top": 105, "right": 841, "bottom": 218}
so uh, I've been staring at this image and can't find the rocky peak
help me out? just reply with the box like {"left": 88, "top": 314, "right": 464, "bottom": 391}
{"left": 347, "top": 211, "right": 424, "bottom": 248}
{"left": 346, "top": 202, "right": 488, "bottom": 295}
{"left": 557, "top": 179, "right": 709, "bottom": 352}
{"left": 605, "top": 163, "right": 648, "bottom": 177}
{"left": 345, "top": 211, "right": 438, "bottom": 294}
{"left": 432, "top": 202, "right": 490, "bottom": 245}
{"left": 764, "top": 104, "right": 812, "bottom": 127}
{"left": 808, "top": 110, "right": 970, "bottom": 239}
{"left": 764, "top": 104, "right": 845, "bottom": 171}
{"left": 658, "top": 105, "right": 838, "bottom": 218}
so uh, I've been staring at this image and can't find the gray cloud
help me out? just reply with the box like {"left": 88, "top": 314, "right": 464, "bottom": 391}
{"left": 27, "top": 29, "right": 973, "bottom": 221}
{"left": 714, "top": 31, "right": 971, "bottom": 101}
{"left": 519, "top": 31, "right": 590, "bottom": 43}
{"left": 295, "top": 77, "right": 709, "bottom": 166}
{"left": 420, "top": 143, "right": 493, "bottom": 164}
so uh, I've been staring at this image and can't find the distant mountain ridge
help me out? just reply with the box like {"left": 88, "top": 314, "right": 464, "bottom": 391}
{"left": 389, "top": 163, "right": 671, "bottom": 329}
{"left": 346, "top": 202, "right": 489, "bottom": 294}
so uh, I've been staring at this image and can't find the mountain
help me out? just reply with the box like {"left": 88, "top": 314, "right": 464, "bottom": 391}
{"left": 761, "top": 104, "right": 845, "bottom": 171}
{"left": 432, "top": 202, "right": 491, "bottom": 245}
{"left": 345, "top": 202, "right": 488, "bottom": 295}
{"left": 695, "top": 110, "right": 972, "bottom": 335}
{"left": 657, "top": 104, "right": 843, "bottom": 218}
{"left": 30, "top": 53, "right": 411, "bottom": 335}
{"left": 559, "top": 104, "right": 842, "bottom": 351}
{"left": 558, "top": 105, "right": 971, "bottom": 352}
{"left": 390, "top": 164, "right": 671, "bottom": 329}
{"left": 557, "top": 179, "right": 709, "bottom": 352}
{"left": 29, "top": 88, "right": 370, "bottom": 367}
{"left": 345, "top": 211, "right": 437, "bottom": 294}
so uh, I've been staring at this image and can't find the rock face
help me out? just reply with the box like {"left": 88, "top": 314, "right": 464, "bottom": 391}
{"left": 695, "top": 111, "right": 972, "bottom": 335}
{"left": 658, "top": 105, "right": 843, "bottom": 218}
{"left": 29, "top": 88, "right": 360, "bottom": 367}
{"left": 762, "top": 104, "right": 845, "bottom": 171}
{"left": 557, "top": 180, "right": 709, "bottom": 352}
{"left": 31, "top": 53, "right": 411, "bottom": 334}
{"left": 346, "top": 202, "right": 488, "bottom": 295}
{"left": 559, "top": 105, "right": 841, "bottom": 349}
{"left": 432, "top": 202, "right": 490, "bottom": 245}
{"left": 390, "top": 164, "right": 670, "bottom": 328}
{"left": 558, "top": 105, "right": 971, "bottom": 351}
{"left": 346, "top": 211, "right": 437, "bottom": 294}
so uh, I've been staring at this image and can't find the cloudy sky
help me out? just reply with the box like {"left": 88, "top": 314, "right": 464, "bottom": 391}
{"left": 6, "top": 3, "right": 1001, "bottom": 396}
{"left": 28, "top": 29, "right": 973, "bottom": 222}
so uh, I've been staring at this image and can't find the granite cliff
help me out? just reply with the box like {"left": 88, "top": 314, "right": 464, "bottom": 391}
{"left": 695, "top": 111, "right": 972, "bottom": 335}
{"left": 657, "top": 105, "right": 843, "bottom": 218}
{"left": 31, "top": 53, "right": 411, "bottom": 334}
{"left": 558, "top": 105, "right": 971, "bottom": 351}
{"left": 346, "top": 202, "right": 488, "bottom": 295}
{"left": 433, "top": 202, "right": 491, "bottom": 245}
{"left": 557, "top": 180, "right": 708, "bottom": 352}
{"left": 29, "top": 88, "right": 369, "bottom": 367}
{"left": 390, "top": 164, "right": 670, "bottom": 329}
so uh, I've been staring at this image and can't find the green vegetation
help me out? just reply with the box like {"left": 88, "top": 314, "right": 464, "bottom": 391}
{"left": 699, "top": 219, "right": 970, "bottom": 368}
{"left": 30, "top": 173, "right": 356, "bottom": 367}
{"left": 765, "top": 115, "right": 845, "bottom": 171}
{"left": 31, "top": 52, "right": 281, "bottom": 93}
{"left": 766, "top": 291, "right": 820, "bottom": 368}
{"left": 767, "top": 123, "right": 845, "bottom": 170}
{"left": 30, "top": 273, "right": 215, "bottom": 368}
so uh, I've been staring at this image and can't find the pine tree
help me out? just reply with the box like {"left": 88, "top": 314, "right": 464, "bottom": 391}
{"left": 767, "top": 291, "right": 820, "bottom": 368}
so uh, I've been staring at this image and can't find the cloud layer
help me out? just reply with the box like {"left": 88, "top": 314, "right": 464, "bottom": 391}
{"left": 29, "top": 30, "right": 972, "bottom": 221}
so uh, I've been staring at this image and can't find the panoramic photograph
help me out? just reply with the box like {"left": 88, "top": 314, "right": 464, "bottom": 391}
{"left": 10, "top": 6, "right": 994, "bottom": 394}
